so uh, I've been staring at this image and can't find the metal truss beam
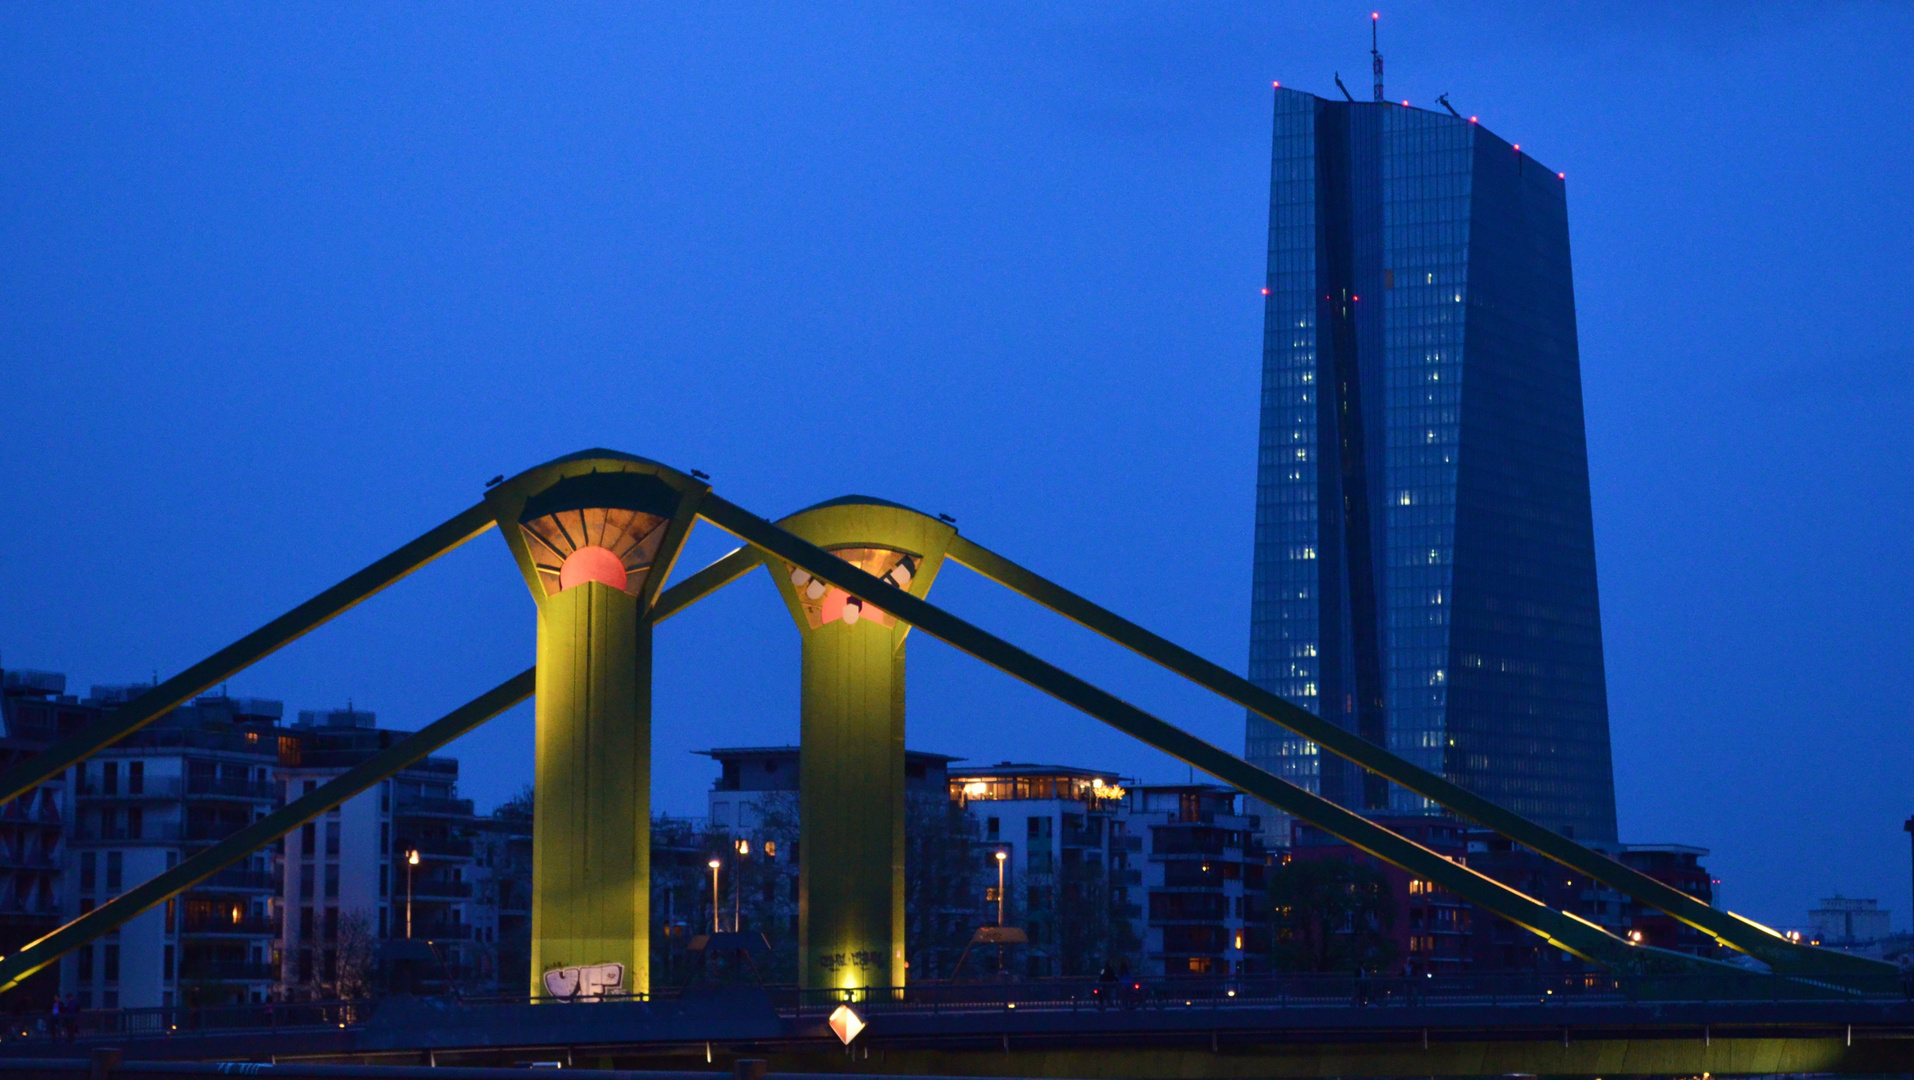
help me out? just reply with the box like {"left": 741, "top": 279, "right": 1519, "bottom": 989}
{"left": 944, "top": 536, "right": 1891, "bottom": 986}
{"left": 0, "top": 668, "right": 535, "bottom": 994}
{"left": 694, "top": 494, "right": 1731, "bottom": 977}
{"left": 0, "top": 501, "right": 498, "bottom": 808}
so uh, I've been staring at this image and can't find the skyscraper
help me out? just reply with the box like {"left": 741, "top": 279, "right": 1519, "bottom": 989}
{"left": 1246, "top": 87, "right": 1618, "bottom": 845}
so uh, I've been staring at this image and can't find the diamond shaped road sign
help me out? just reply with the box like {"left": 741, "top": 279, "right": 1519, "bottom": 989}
{"left": 829, "top": 1003, "right": 866, "bottom": 1045}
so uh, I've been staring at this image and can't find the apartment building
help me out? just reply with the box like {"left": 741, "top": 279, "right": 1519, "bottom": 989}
{"left": 1125, "top": 785, "right": 1266, "bottom": 976}
{"left": 0, "top": 669, "right": 84, "bottom": 1011}
{"left": 63, "top": 689, "right": 285, "bottom": 1009}
{"left": 937, "top": 762, "right": 1138, "bottom": 978}
{"left": 277, "top": 707, "right": 477, "bottom": 999}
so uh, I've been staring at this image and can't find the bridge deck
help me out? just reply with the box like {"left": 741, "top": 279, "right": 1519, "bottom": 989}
{"left": 4, "top": 987, "right": 1914, "bottom": 1077}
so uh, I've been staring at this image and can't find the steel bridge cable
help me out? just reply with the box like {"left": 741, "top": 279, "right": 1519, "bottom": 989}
{"left": 646, "top": 546, "right": 762, "bottom": 624}
{"left": 941, "top": 535, "right": 1890, "bottom": 987}
{"left": 0, "top": 501, "right": 499, "bottom": 808}
{"left": 691, "top": 494, "right": 1737, "bottom": 977}
{"left": 0, "top": 668, "right": 536, "bottom": 993}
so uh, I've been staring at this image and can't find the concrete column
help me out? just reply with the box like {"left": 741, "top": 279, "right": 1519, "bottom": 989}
{"left": 769, "top": 498, "right": 955, "bottom": 991}
{"left": 530, "top": 580, "right": 650, "bottom": 995}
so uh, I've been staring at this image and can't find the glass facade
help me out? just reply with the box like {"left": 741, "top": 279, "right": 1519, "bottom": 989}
{"left": 1247, "top": 88, "right": 1617, "bottom": 845}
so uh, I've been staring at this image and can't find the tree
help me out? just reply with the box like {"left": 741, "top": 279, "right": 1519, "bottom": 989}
{"left": 904, "top": 792, "right": 982, "bottom": 978}
{"left": 495, "top": 783, "right": 533, "bottom": 822}
{"left": 1266, "top": 856, "right": 1398, "bottom": 974}
{"left": 1055, "top": 850, "right": 1142, "bottom": 977}
{"left": 329, "top": 909, "right": 378, "bottom": 1001}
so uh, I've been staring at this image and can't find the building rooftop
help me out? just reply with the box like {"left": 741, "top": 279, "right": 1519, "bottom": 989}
{"left": 1623, "top": 843, "right": 1710, "bottom": 856}
{"left": 695, "top": 745, "right": 962, "bottom": 764}
{"left": 947, "top": 762, "right": 1128, "bottom": 780}
{"left": 948, "top": 763, "right": 1131, "bottom": 807}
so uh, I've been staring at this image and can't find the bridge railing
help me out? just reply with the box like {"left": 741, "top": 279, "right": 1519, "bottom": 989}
{"left": 0, "top": 999, "right": 373, "bottom": 1044}
{"left": 777, "top": 969, "right": 1891, "bottom": 1014}
{"left": 6, "top": 968, "right": 1890, "bottom": 1045}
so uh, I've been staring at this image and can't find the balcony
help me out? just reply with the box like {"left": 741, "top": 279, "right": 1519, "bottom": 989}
{"left": 71, "top": 822, "right": 182, "bottom": 844}
{"left": 184, "top": 777, "right": 276, "bottom": 802}
{"left": 406, "top": 879, "right": 474, "bottom": 900}
{"left": 184, "top": 821, "right": 261, "bottom": 844}
{"left": 394, "top": 836, "right": 472, "bottom": 859}
{"left": 0, "top": 802, "right": 62, "bottom": 826}
{"left": 0, "top": 851, "right": 62, "bottom": 872}
{"left": 180, "top": 915, "right": 279, "bottom": 937}
{"left": 177, "top": 960, "right": 277, "bottom": 982}
{"left": 193, "top": 867, "right": 277, "bottom": 893}
{"left": 78, "top": 778, "right": 183, "bottom": 801}
{"left": 410, "top": 923, "right": 473, "bottom": 941}
{"left": 394, "top": 796, "right": 474, "bottom": 819}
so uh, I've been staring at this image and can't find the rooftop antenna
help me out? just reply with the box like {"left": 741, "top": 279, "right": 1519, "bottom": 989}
{"left": 1333, "top": 72, "right": 1355, "bottom": 101}
{"left": 1371, "top": 13, "right": 1384, "bottom": 102}
{"left": 1437, "top": 92, "right": 1461, "bottom": 118}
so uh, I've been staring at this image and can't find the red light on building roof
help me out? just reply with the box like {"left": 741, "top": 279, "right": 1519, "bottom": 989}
{"left": 1261, "top": 287, "right": 1271, "bottom": 295}
{"left": 1469, "top": 116, "right": 1478, "bottom": 123}
{"left": 1352, "top": 296, "right": 1360, "bottom": 302}
{"left": 1402, "top": 101, "right": 1409, "bottom": 107}
{"left": 1513, "top": 144, "right": 1520, "bottom": 151}
{"left": 1557, "top": 172, "right": 1565, "bottom": 179}
{"left": 1273, "top": 81, "right": 1281, "bottom": 88}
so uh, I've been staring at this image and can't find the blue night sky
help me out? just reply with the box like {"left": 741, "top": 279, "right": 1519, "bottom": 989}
{"left": 2, "top": 4, "right": 1909, "bottom": 932}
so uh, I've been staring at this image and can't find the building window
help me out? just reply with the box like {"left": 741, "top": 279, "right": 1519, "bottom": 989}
{"left": 986, "top": 817, "right": 1000, "bottom": 840}
{"left": 300, "top": 906, "right": 315, "bottom": 940}
{"left": 379, "top": 864, "right": 388, "bottom": 898}
{"left": 105, "top": 851, "right": 122, "bottom": 892}
{"left": 79, "top": 852, "right": 96, "bottom": 892}
{"left": 101, "top": 761, "right": 118, "bottom": 796}
{"left": 325, "top": 820, "right": 340, "bottom": 858}
{"left": 77, "top": 945, "right": 93, "bottom": 983}
{"left": 301, "top": 822, "right": 316, "bottom": 859}
{"left": 163, "top": 945, "right": 174, "bottom": 981}
{"left": 324, "top": 864, "right": 339, "bottom": 899}
{"left": 164, "top": 898, "right": 174, "bottom": 933}
{"left": 378, "top": 907, "right": 388, "bottom": 937}
{"left": 127, "top": 761, "right": 143, "bottom": 795}
{"left": 127, "top": 807, "right": 142, "bottom": 840}
{"left": 299, "top": 864, "right": 315, "bottom": 900}
{"left": 103, "top": 944, "right": 119, "bottom": 982}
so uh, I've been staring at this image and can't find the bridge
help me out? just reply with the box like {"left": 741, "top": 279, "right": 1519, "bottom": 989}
{"left": 0, "top": 449, "right": 1899, "bottom": 1075}
{"left": 3, "top": 974, "right": 1914, "bottom": 1076}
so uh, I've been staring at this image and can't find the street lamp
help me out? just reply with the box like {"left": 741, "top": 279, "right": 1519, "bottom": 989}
{"left": 994, "top": 850, "right": 1008, "bottom": 926}
{"left": 733, "top": 839, "right": 749, "bottom": 933}
{"left": 405, "top": 849, "right": 420, "bottom": 939}
{"left": 708, "top": 858, "right": 722, "bottom": 934}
